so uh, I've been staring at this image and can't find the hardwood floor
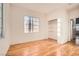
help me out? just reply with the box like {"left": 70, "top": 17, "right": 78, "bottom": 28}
{"left": 6, "top": 39, "right": 79, "bottom": 56}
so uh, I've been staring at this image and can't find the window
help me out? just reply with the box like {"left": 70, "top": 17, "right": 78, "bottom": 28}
{"left": 24, "top": 16, "right": 39, "bottom": 33}
{"left": 0, "top": 3, "right": 3, "bottom": 38}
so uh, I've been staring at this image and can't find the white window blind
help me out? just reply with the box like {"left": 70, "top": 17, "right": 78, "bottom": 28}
{"left": 24, "top": 16, "right": 40, "bottom": 33}
{"left": 0, "top": 3, "right": 3, "bottom": 38}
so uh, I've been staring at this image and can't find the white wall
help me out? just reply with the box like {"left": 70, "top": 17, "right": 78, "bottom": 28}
{"left": 10, "top": 5, "right": 48, "bottom": 44}
{"left": 69, "top": 7, "right": 79, "bottom": 19}
{"left": 0, "top": 4, "right": 11, "bottom": 55}
{"left": 48, "top": 8, "right": 69, "bottom": 44}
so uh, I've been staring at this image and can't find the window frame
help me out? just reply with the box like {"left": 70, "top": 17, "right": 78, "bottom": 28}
{"left": 24, "top": 16, "right": 40, "bottom": 33}
{"left": 0, "top": 3, "right": 3, "bottom": 38}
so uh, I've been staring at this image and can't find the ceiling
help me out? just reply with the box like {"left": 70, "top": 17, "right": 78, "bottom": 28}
{"left": 11, "top": 3, "right": 79, "bottom": 14}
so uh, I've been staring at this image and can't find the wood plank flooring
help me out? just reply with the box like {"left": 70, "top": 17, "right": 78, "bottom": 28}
{"left": 6, "top": 39, "right": 79, "bottom": 56}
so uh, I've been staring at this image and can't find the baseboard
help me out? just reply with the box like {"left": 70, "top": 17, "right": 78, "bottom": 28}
{"left": 10, "top": 38, "right": 48, "bottom": 46}
{"left": 48, "top": 37, "right": 57, "bottom": 40}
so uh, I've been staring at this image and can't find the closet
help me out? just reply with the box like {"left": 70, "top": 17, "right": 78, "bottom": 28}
{"left": 48, "top": 19, "right": 57, "bottom": 40}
